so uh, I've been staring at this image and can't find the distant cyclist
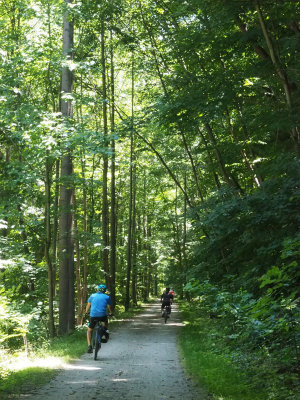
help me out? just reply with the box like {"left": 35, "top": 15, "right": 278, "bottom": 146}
{"left": 160, "top": 287, "right": 173, "bottom": 315}
{"left": 86, "top": 284, "right": 112, "bottom": 353}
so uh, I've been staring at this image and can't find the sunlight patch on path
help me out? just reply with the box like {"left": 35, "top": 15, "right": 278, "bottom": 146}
{"left": 64, "top": 364, "right": 101, "bottom": 371}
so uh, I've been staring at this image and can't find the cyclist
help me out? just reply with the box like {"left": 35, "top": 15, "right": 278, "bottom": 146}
{"left": 160, "top": 287, "right": 173, "bottom": 316}
{"left": 86, "top": 284, "right": 113, "bottom": 353}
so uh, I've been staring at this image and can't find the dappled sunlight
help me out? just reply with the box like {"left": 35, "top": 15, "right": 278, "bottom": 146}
{"left": 65, "top": 364, "right": 101, "bottom": 371}
{"left": 0, "top": 353, "right": 66, "bottom": 372}
{"left": 137, "top": 313, "right": 157, "bottom": 318}
{"left": 162, "top": 321, "right": 184, "bottom": 327}
{"left": 0, "top": 303, "right": 202, "bottom": 399}
{"left": 113, "top": 318, "right": 135, "bottom": 323}
{"left": 67, "top": 379, "right": 99, "bottom": 385}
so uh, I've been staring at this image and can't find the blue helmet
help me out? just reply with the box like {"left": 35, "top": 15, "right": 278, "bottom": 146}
{"left": 97, "top": 284, "right": 106, "bottom": 292}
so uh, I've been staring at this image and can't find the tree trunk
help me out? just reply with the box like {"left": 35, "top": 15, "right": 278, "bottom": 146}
{"left": 182, "top": 173, "right": 188, "bottom": 299}
{"left": 204, "top": 122, "right": 243, "bottom": 193}
{"left": 73, "top": 192, "right": 83, "bottom": 325}
{"left": 1, "top": 148, "right": 10, "bottom": 237}
{"left": 109, "top": 29, "right": 117, "bottom": 308}
{"left": 131, "top": 161, "right": 137, "bottom": 306}
{"left": 224, "top": 108, "right": 262, "bottom": 188}
{"left": 254, "top": 0, "right": 299, "bottom": 152}
{"left": 81, "top": 152, "right": 88, "bottom": 321}
{"left": 58, "top": 0, "right": 75, "bottom": 335}
{"left": 125, "top": 53, "right": 135, "bottom": 311}
{"left": 52, "top": 159, "right": 59, "bottom": 296}
{"left": 101, "top": 17, "right": 110, "bottom": 286}
{"left": 198, "top": 127, "right": 221, "bottom": 189}
{"left": 45, "top": 152, "right": 55, "bottom": 338}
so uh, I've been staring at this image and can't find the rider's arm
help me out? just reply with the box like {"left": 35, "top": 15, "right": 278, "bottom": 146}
{"left": 86, "top": 302, "right": 91, "bottom": 314}
{"left": 107, "top": 305, "right": 112, "bottom": 315}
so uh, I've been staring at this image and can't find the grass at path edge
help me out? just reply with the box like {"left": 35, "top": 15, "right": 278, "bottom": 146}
{"left": 0, "top": 304, "right": 144, "bottom": 399}
{"left": 177, "top": 301, "right": 268, "bottom": 400}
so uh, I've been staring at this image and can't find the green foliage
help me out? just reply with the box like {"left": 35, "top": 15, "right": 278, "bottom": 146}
{"left": 0, "top": 290, "right": 29, "bottom": 350}
{"left": 182, "top": 273, "right": 300, "bottom": 399}
{"left": 0, "top": 367, "right": 57, "bottom": 398}
{"left": 1, "top": 0, "right": 300, "bottom": 397}
{"left": 179, "top": 302, "right": 268, "bottom": 400}
{"left": 0, "top": 327, "right": 87, "bottom": 398}
{"left": 190, "top": 155, "right": 300, "bottom": 292}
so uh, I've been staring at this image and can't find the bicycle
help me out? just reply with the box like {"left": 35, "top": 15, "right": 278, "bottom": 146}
{"left": 92, "top": 319, "right": 109, "bottom": 360}
{"left": 162, "top": 304, "right": 171, "bottom": 323}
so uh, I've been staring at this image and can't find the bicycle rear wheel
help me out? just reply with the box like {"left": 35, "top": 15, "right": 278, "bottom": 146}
{"left": 94, "top": 329, "right": 101, "bottom": 360}
{"left": 164, "top": 309, "right": 168, "bottom": 323}
{"left": 165, "top": 306, "right": 171, "bottom": 323}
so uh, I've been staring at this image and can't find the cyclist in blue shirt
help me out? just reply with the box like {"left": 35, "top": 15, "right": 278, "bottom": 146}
{"left": 86, "top": 284, "right": 112, "bottom": 353}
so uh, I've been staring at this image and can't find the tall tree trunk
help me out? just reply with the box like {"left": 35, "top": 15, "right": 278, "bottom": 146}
{"left": 182, "top": 173, "right": 188, "bottom": 299}
{"left": 88, "top": 155, "right": 96, "bottom": 234}
{"left": 73, "top": 192, "right": 82, "bottom": 325}
{"left": 58, "top": 0, "right": 75, "bottom": 335}
{"left": 178, "top": 123, "right": 205, "bottom": 202}
{"left": 45, "top": 152, "right": 55, "bottom": 338}
{"left": 174, "top": 186, "right": 183, "bottom": 295}
{"left": 224, "top": 108, "right": 263, "bottom": 187}
{"left": 125, "top": 53, "right": 135, "bottom": 311}
{"left": 101, "top": 17, "right": 109, "bottom": 286}
{"left": 17, "top": 153, "right": 30, "bottom": 256}
{"left": 75, "top": 78, "right": 88, "bottom": 323}
{"left": 253, "top": 0, "right": 299, "bottom": 152}
{"left": 204, "top": 122, "right": 243, "bottom": 193}
{"left": 81, "top": 152, "right": 88, "bottom": 321}
{"left": 145, "top": 218, "right": 152, "bottom": 300}
{"left": 131, "top": 161, "right": 137, "bottom": 306}
{"left": 52, "top": 159, "right": 59, "bottom": 296}
{"left": 198, "top": 127, "right": 221, "bottom": 189}
{"left": 109, "top": 29, "right": 117, "bottom": 308}
{"left": 1, "top": 148, "right": 10, "bottom": 237}
{"left": 142, "top": 175, "right": 148, "bottom": 302}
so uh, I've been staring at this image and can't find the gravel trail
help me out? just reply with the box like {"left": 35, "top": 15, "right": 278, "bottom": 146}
{"left": 20, "top": 301, "right": 206, "bottom": 400}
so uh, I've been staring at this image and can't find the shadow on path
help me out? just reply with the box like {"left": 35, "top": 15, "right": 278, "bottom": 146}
{"left": 19, "top": 301, "right": 206, "bottom": 400}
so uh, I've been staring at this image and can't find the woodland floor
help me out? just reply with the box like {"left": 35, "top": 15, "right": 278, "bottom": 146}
{"left": 13, "top": 301, "right": 207, "bottom": 400}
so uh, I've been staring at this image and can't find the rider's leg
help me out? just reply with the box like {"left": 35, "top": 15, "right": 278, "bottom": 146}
{"left": 87, "top": 327, "right": 93, "bottom": 346}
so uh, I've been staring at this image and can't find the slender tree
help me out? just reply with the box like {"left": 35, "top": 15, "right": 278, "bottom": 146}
{"left": 58, "top": 0, "right": 75, "bottom": 335}
{"left": 109, "top": 29, "right": 117, "bottom": 308}
{"left": 101, "top": 16, "right": 110, "bottom": 286}
{"left": 45, "top": 152, "right": 55, "bottom": 337}
{"left": 125, "top": 52, "right": 135, "bottom": 310}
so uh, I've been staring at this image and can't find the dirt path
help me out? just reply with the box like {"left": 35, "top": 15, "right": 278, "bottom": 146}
{"left": 20, "top": 302, "right": 206, "bottom": 400}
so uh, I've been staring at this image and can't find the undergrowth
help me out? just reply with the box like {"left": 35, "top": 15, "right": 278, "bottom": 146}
{"left": 178, "top": 301, "right": 287, "bottom": 400}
